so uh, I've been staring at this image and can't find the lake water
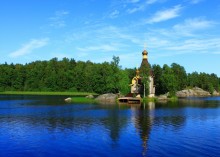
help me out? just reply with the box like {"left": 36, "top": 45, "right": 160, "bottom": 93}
{"left": 0, "top": 95, "right": 220, "bottom": 157}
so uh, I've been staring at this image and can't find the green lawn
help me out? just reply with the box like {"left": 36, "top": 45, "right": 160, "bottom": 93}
{"left": 0, "top": 91, "right": 97, "bottom": 96}
{"left": 70, "top": 97, "right": 97, "bottom": 104}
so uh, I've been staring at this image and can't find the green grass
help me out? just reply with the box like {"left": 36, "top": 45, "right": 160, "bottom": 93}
{"left": 70, "top": 97, "right": 97, "bottom": 104}
{"left": 0, "top": 91, "right": 97, "bottom": 96}
{"left": 168, "top": 96, "right": 178, "bottom": 102}
{"left": 142, "top": 97, "right": 158, "bottom": 103}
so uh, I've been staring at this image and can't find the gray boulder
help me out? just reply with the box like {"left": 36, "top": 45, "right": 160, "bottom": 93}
{"left": 64, "top": 97, "right": 72, "bottom": 102}
{"left": 213, "top": 90, "right": 220, "bottom": 96}
{"left": 157, "top": 95, "right": 168, "bottom": 100}
{"left": 176, "top": 87, "right": 211, "bottom": 97}
{"left": 193, "top": 87, "right": 211, "bottom": 96}
{"left": 95, "top": 93, "right": 117, "bottom": 104}
{"left": 156, "top": 95, "right": 168, "bottom": 102}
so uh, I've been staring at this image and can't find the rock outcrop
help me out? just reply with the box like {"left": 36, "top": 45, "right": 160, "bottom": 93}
{"left": 176, "top": 87, "right": 211, "bottom": 97}
{"left": 157, "top": 95, "right": 168, "bottom": 101}
{"left": 95, "top": 93, "right": 117, "bottom": 104}
{"left": 64, "top": 97, "right": 72, "bottom": 102}
{"left": 213, "top": 90, "right": 220, "bottom": 96}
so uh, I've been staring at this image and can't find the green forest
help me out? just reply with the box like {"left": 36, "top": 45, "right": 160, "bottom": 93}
{"left": 0, "top": 56, "right": 219, "bottom": 96}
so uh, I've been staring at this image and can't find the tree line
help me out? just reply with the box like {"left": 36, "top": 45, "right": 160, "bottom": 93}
{"left": 0, "top": 57, "right": 130, "bottom": 94}
{"left": 152, "top": 63, "right": 220, "bottom": 96}
{"left": 0, "top": 57, "right": 219, "bottom": 95}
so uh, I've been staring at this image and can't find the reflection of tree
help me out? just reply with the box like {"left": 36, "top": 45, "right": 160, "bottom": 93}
{"left": 0, "top": 102, "right": 129, "bottom": 143}
{"left": 131, "top": 102, "right": 154, "bottom": 156}
{"left": 179, "top": 98, "right": 220, "bottom": 108}
{"left": 101, "top": 107, "right": 128, "bottom": 141}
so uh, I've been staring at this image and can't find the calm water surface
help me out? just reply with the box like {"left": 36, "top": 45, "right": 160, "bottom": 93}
{"left": 0, "top": 95, "right": 220, "bottom": 157}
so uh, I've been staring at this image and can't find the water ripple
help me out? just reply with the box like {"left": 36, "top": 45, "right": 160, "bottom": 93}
{"left": 1, "top": 96, "right": 220, "bottom": 157}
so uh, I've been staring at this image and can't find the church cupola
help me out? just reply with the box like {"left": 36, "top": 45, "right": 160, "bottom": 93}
{"left": 142, "top": 50, "right": 148, "bottom": 60}
{"left": 129, "top": 48, "right": 155, "bottom": 97}
{"left": 140, "top": 49, "right": 150, "bottom": 71}
{"left": 136, "top": 69, "right": 140, "bottom": 78}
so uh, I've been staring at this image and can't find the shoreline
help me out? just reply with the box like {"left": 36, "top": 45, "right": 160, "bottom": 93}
{"left": 0, "top": 91, "right": 97, "bottom": 96}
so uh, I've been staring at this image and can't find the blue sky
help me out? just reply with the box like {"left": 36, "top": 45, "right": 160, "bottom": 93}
{"left": 1, "top": 0, "right": 220, "bottom": 76}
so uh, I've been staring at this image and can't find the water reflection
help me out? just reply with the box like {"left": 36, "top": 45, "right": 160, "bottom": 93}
{"left": 1, "top": 95, "right": 220, "bottom": 157}
{"left": 101, "top": 106, "right": 128, "bottom": 142}
{"left": 120, "top": 102, "right": 155, "bottom": 155}
{"left": 179, "top": 97, "right": 220, "bottom": 108}
{"left": 133, "top": 102, "right": 155, "bottom": 156}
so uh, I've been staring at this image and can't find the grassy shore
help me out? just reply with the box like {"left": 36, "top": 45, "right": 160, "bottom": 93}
{"left": 142, "top": 97, "right": 158, "bottom": 103}
{"left": 0, "top": 91, "right": 97, "bottom": 96}
{"left": 70, "top": 97, "right": 97, "bottom": 104}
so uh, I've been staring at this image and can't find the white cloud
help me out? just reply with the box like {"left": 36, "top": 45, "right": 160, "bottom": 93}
{"left": 146, "top": 36, "right": 220, "bottom": 59}
{"left": 165, "top": 38, "right": 220, "bottom": 52}
{"left": 9, "top": 38, "right": 49, "bottom": 58}
{"left": 173, "top": 18, "right": 215, "bottom": 35}
{"left": 96, "top": 26, "right": 142, "bottom": 44}
{"left": 126, "top": 0, "right": 156, "bottom": 14}
{"left": 49, "top": 10, "right": 69, "bottom": 28}
{"left": 127, "top": 5, "right": 145, "bottom": 14}
{"left": 190, "top": 0, "right": 203, "bottom": 4}
{"left": 126, "top": 0, "right": 158, "bottom": 14}
{"left": 109, "top": 10, "right": 120, "bottom": 18}
{"left": 147, "top": 5, "right": 182, "bottom": 23}
{"left": 77, "top": 44, "right": 118, "bottom": 52}
{"left": 145, "top": 17, "right": 216, "bottom": 38}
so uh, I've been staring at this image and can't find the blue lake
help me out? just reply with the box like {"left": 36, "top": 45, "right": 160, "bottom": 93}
{"left": 0, "top": 95, "right": 220, "bottom": 157}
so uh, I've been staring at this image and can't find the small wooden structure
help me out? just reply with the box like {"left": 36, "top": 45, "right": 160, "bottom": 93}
{"left": 118, "top": 97, "right": 141, "bottom": 104}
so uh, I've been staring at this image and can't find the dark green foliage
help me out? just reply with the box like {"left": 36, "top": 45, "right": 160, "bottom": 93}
{"left": 140, "top": 64, "right": 150, "bottom": 97}
{"left": 188, "top": 72, "right": 219, "bottom": 93}
{"left": 0, "top": 57, "right": 219, "bottom": 95}
{"left": 171, "top": 63, "right": 187, "bottom": 90}
{"left": 152, "top": 63, "right": 220, "bottom": 95}
{"left": 124, "top": 68, "right": 136, "bottom": 80}
{"left": 152, "top": 64, "right": 163, "bottom": 95}
{"left": 0, "top": 57, "right": 130, "bottom": 94}
{"left": 160, "top": 64, "right": 178, "bottom": 96}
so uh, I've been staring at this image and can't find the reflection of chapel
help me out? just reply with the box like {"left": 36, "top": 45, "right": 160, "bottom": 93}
{"left": 130, "top": 49, "right": 155, "bottom": 97}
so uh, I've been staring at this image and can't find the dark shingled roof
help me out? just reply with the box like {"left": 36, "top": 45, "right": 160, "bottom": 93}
{"left": 139, "top": 50, "right": 154, "bottom": 76}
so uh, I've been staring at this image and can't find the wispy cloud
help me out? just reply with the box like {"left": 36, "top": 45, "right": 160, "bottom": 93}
{"left": 126, "top": 0, "right": 159, "bottom": 14}
{"left": 190, "top": 0, "right": 204, "bottom": 4}
{"left": 49, "top": 10, "right": 69, "bottom": 28}
{"left": 66, "top": 25, "right": 142, "bottom": 49}
{"left": 173, "top": 18, "right": 215, "bottom": 35}
{"left": 9, "top": 38, "right": 49, "bottom": 58}
{"left": 146, "top": 35, "right": 220, "bottom": 59}
{"left": 109, "top": 10, "right": 120, "bottom": 18}
{"left": 127, "top": 5, "right": 145, "bottom": 14}
{"left": 145, "top": 17, "right": 216, "bottom": 38}
{"left": 165, "top": 38, "right": 220, "bottom": 52}
{"left": 77, "top": 44, "right": 118, "bottom": 52}
{"left": 146, "top": 5, "right": 182, "bottom": 23}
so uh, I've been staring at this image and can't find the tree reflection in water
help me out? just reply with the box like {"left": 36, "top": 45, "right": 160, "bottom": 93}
{"left": 128, "top": 102, "right": 155, "bottom": 156}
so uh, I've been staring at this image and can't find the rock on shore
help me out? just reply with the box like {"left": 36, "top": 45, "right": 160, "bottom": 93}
{"left": 176, "top": 87, "right": 211, "bottom": 97}
{"left": 64, "top": 97, "right": 72, "bottom": 102}
{"left": 95, "top": 93, "right": 117, "bottom": 104}
{"left": 213, "top": 90, "right": 220, "bottom": 96}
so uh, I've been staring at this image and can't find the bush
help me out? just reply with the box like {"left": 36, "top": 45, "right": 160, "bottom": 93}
{"left": 68, "top": 87, "right": 78, "bottom": 92}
